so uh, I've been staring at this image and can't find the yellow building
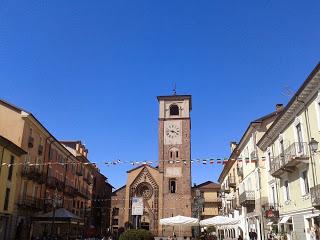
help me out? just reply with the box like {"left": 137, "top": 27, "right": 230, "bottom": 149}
{"left": 191, "top": 181, "right": 222, "bottom": 220}
{"left": 258, "top": 63, "right": 320, "bottom": 240}
{"left": 0, "top": 135, "right": 26, "bottom": 240}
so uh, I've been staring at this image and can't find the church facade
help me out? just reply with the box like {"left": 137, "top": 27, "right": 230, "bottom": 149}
{"left": 111, "top": 94, "right": 193, "bottom": 237}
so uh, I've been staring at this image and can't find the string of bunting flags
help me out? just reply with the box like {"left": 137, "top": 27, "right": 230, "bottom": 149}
{"left": 0, "top": 156, "right": 266, "bottom": 167}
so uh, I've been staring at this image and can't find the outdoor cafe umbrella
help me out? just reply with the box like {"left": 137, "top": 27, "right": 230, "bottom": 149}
{"left": 160, "top": 215, "right": 199, "bottom": 237}
{"left": 200, "top": 216, "right": 239, "bottom": 227}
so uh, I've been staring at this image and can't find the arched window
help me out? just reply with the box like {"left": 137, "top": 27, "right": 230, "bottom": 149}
{"left": 170, "top": 104, "right": 179, "bottom": 116}
{"left": 169, "top": 179, "right": 176, "bottom": 193}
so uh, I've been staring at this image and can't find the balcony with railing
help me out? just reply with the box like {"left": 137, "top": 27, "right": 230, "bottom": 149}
{"left": 311, "top": 184, "right": 320, "bottom": 209}
{"left": 64, "top": 184, "right": 77, "bottom": 196}
{"left": 18, "top": 195, "right": 44, "bottom": 210}
{"left": 46, "top": 176, "right": 64, "bottom": 191}
{"left": 270, "top": 142, "right": 309, "bottom": 178}
{"left": 239, "top": 191, "right": 255, "bottom": 207}
{"left": 84, "top": 174, "right": 94, "bottom": 185}
{"left": 76, "top": 166, "right": 83, "bottom": 176}
{"left": 221, "top": 185, "right": 230, "bottom": 194}
{"left": 21, "top": 166, "right": 45, "bottom": 184}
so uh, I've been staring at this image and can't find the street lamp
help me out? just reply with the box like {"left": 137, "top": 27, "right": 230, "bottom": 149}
{"left": 310, "top": 138, "right": 319, "bottom": 153}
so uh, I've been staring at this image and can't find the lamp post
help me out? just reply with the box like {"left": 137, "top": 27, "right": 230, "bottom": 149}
{"left": 49, "top": 188, "right": 62, "bottom": 238}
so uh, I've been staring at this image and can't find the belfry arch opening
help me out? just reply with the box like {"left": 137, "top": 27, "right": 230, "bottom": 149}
{"left": 169, "top": 104, "right": 179, "bottom": 116}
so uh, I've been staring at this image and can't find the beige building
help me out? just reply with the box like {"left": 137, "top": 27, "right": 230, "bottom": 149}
{"left": 219, "top": 106, "right": 282, "bottom": 240}
{"left": 191, "top": 181, "right": 221, "bottom": 220}
{"left": 0, "top": 135, "right": 26, "bottom": 240}
{"left": 258, "top": 63, "right": 320, "bottom": 240}
{"left": 111, "top": 94, "right": 193, "bottom": 237}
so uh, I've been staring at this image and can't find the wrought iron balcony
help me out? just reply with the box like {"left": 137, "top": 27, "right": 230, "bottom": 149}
{"left": 64, "top": 184, "right": 77, "bottom": 196}
{"left": 76, "top": 167, "right": 83, "bottom": 176}
{"left": 18, "top": 195, "right": 44, "bottom": 210}
{"left": 228, "top": 176, "right": 236, "bottom": 188}
{"left": 270, "top": 142, "right": 309, "bottom": 178}
{"left": 83, "top": 174, "right": 94, "bottom": 185}
{"left": 239, "top": 191, "right": 255, "bottom": 207}
{"left": 311, "top": 184, "right": 320, "bottom": 209}
{"left": 46, "top": 176, "right": 64, "bottom": 191}
{"left": 21, "top": 166, "right": 45, "bottom": 183}
{"left": 221, "top": 185, "right": 230, "bottom": 193}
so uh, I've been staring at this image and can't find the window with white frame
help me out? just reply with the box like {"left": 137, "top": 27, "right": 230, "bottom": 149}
{"left": 267, "top": 151, "right": 271, "bottom": 171}
{"left": 271, "top": 185, "right": 276, "bottom": 206}
{"left": 300, "top": 170, "right": 310, "bottom": 195}
{"left": 284, "top": 180, "right": 290, "bottom": 201}
{"left": 296, "top": 123, "right": 304, "bottom": 153}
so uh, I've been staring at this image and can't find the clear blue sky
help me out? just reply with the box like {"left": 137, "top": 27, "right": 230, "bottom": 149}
{"left": 1, "top": 0, "right": 319, "bottom": 188}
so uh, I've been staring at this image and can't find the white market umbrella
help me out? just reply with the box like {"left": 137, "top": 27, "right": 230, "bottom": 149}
{"left": 200, "top": 216, "right": 239, "bottom": 227}
{"left": 160, "top": 215, "right": 199, "bottom": 237}
{"left": 160, "top": 215, "right": 199, "bottom": 226}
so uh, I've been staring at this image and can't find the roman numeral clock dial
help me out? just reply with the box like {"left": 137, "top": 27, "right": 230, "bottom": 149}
{"left": 164, "top": 121, "right": 182, "bottom": 145}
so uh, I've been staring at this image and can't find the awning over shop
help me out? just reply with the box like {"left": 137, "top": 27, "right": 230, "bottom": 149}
{"left": 279, "top": 216, "right": 291, "bottom": 224}
{"left": 305, "top": 213, "right": 320, "bottom": 219}
{"left": 33, "top": 208, "right": 81, "bottom": 223}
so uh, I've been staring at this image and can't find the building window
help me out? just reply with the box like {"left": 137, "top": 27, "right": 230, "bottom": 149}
{"left": 7, "top": 155, "right": 14, "bottom": 181}
{"left": 112, "top": 219, "right": 119, "bottom": 226}
{"left": 280, "top": 140, "right": 285, "bottom": 157}
{"left": 176, "top": 151, "right": 179, "bottom": 158}
{"left": 296, "top": 123, "right": 303, "bottom": 152}
{"left": 170, "top": 104, "right": 179, "bottom": 116}
{"left": 170, "top": 151, "right": 173, "bottom": 159}
{"left": 267, "top": 151, "right": 271, "bottom": 171}
{"left": 113, "top": 208, "right": 119, "bottom": 216}
{"left": 169, "top": 179, "right": 176, "bottom": 193}
{"left": 271, "top": 186, "right": 276, "bottom": 206}
{"left": 284, "top": 180, "right": 290, "bottom": 201}
{"left": 4, "top": 188, "right": 10, "bottom": 210}
{"left": 301, "top": 170, "right": 310, "bottom": 195}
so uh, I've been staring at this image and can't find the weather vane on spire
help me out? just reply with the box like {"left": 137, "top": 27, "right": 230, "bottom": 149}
{"left": 172, "top": 83, "right": 177, "bottom": 95}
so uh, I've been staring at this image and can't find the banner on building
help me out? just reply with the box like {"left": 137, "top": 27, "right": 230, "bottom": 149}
{"left": 132, "top": 197, "right": 143, "bottom": 216}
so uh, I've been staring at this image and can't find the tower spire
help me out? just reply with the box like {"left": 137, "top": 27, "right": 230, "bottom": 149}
{"left": 172, "top": 83, "right": 177, "bottom": 95}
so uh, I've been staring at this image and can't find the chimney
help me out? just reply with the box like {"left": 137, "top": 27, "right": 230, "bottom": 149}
{"left": 276, "top": 104, "right": 284, "bottom": 112}
{"left": 230, "top": 141, "right": 237, "bottom": 153}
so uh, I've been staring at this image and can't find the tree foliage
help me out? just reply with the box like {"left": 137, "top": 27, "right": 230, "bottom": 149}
{"left": 119, "top": 229, "right": 154, "bottom": 240}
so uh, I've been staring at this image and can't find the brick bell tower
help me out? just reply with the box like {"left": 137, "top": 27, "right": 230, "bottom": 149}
{"left": 157, "top": 94, "right": 192, "bottom": 236}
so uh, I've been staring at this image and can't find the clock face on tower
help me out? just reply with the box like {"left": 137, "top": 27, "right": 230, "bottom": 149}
{"left": 164, "top": 120, "right": 182, "bottom": 145}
